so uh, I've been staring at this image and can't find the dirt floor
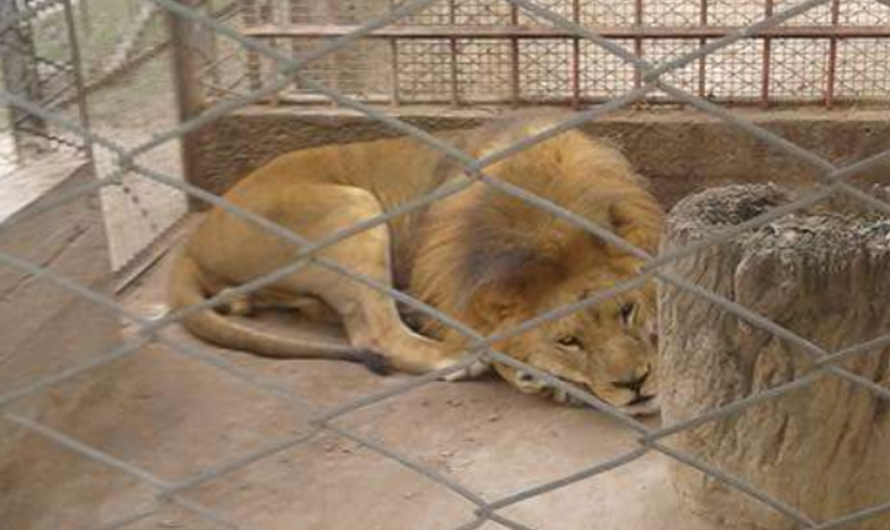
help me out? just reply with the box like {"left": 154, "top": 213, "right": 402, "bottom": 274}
{"left": 0, "top": 221, "right": 729, "bottom": 530}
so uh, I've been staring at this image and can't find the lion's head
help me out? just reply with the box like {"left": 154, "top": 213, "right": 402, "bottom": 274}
{"left": 479, "top": 269, "right": 659, "bottom": 416}
{"left": 411, "top": 122, "right": 664, "bottom": 415}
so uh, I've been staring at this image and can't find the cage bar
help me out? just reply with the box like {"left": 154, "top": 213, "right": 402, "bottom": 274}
{"left": 761, "top": 0, "right": 774, "bottom": 108}
{"left": 221, "top": 0, "right": 890, "bottom": 109}
{"left": 826, "top": 0, "right": 841, "bottom": 108}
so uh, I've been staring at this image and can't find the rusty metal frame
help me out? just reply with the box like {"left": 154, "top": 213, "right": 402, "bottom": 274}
{"left": 242, "top": 23, "right": 890, "bottom": 40}
{"left": 237, "top": 13, "right": 890, "bottom": 109}
{"left": 183, "top": 1, "right": 890, "bottom": 111}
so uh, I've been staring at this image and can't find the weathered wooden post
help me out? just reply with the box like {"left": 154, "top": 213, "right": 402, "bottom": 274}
{"left": 660, "top": 184, "right": 890, "bottom": 529}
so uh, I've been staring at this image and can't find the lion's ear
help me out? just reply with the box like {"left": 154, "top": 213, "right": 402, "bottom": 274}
{"left": 467, "top": 280, "right": 528, "bottom": 329}
{"left": 464, "top": 257, "right": 561, "bottom": 330}
{"left": 607, "top": 198, "right": 663, "bottom": 256}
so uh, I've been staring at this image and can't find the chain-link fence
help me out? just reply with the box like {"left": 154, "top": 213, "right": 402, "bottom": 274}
{"left": 0, "top": 0, "right": 90, "bottom": 175}
{"left": 1, "top": 0, "right": 890, "bottom": 529}
{"left": 0, "top": 0, "right": 188, "bottom": 271}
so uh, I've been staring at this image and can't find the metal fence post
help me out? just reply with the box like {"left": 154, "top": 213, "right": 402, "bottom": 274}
{"left": 167, "top": 0, "right": 213, "bottom": 208}
{"left": 825, "top": 0, "right": 841, "bottom": 108}
{"left": 61, "top": 0, "right": 93, "bottom": 167}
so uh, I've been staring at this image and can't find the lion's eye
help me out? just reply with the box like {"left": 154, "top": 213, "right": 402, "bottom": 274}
{"left": 557, "top": 335, "right": 584, "bottom": 350}
{"left": 620, "top": 302, "right": 636, "bottom": 325}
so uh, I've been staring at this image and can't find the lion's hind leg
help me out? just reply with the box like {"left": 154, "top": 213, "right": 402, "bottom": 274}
{"left": 248, "top": 290, "right": 341, "bottom": 325}
{"left": 216, "top": 289, "right": 254, "bottom": 316}
{"left": 290, "top": 296, "right": 341, "bottom": 324}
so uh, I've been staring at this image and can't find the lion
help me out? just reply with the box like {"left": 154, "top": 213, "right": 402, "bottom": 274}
{"left": 168, "top": 110, "right": 664, "bottom": 416}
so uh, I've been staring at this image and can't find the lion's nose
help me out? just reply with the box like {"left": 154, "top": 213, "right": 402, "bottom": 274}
{"left": 611, "top": 369, "right": 650, "bottom": 394}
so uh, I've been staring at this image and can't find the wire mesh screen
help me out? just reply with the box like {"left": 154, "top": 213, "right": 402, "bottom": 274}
{"left": 1, "top": 1, "right": 890, "bottom": 530}
{"left": 0, "top": 0, "right": 196, "bottom": 271}
{"left": 197, "top": 0, "right": 890, "bottom": 108}
{"left": 0, "top": 0, "right": 90, "bottom": 176}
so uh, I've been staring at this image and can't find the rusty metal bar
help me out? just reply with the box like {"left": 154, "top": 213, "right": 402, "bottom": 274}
{"left": 825, "top": 0, "right": 841, "bottom": 108}
{"left": 510, "top": 4, "right": 520, "bottom": 106}
{"left": 241, "top": 24, "right": 890, "bottom": 40}
{"left": 390, "top": 38, "right": 400, "bottom": 106}
{"left": 61, "top": 0, "right": 91, "bottom": 161}
{"left": 263, "top": 1, "right": 280, "bottom": 107}
{"left": 572, "top": 0, "right": 581, "bottom": 108}
{"left": 761, "top": 0, "right": 774, "bottom": 109}
{"left": 634, "top": 0, "right": 644, "bottom": 91}
{"left": 448, "top": 0, "right": 459, "bottom": 107}
{"left": 698, "top": 0, "right": 708, "bottom": 99}
{"left": 288, "top": 0, "right": 303, "bottom": 93}
{"left": 387, "top": 0, "right": 400, "bottom": 106}
{"left": 276, "top": 91, "right": 889, "bottom": 108}
{"left": 242, "top": 0, "right": 262, "bottom": 91}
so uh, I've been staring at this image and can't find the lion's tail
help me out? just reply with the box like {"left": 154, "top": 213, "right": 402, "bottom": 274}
{"left": 167, "top": 253, "right": 389, "bottom": 374}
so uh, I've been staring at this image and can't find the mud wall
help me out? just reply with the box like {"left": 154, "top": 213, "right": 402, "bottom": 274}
{"left": 188, "top": 106, "right": 890, "bottom": 209}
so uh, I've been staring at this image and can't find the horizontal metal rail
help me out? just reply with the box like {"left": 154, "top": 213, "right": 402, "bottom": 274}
{"left": 242, "top": 23, "right": 890, "bottom": 40}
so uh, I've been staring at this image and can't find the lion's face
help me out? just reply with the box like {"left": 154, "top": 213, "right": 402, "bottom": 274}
{"left": 492, "top": 275, "right": 659, "bottom": 417}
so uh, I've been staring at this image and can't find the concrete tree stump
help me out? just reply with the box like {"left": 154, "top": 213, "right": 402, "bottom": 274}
{"left": 660, "top": 184, "right": 890, "bottom": 530}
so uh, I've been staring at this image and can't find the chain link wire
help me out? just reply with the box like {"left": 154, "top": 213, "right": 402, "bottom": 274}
{"left": 2, "top": 0, "right": 890, "bottom": 529}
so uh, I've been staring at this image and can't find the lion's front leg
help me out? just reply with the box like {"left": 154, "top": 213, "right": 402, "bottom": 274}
{"left": 492, "top": 362, "right": 586, "bottom": 406}
{"left": 285, "top": 186, "right": 462, "bottom": 375}
{"left": 439, "top": 354, "right": 493, "bottom": 381}
{"left": 492, "top": 362, "right": 549, "bottom": 394}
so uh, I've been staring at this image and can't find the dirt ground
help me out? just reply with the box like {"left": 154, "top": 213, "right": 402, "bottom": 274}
{"left": 0, "top": 221, "right": 729, "bottom": 530}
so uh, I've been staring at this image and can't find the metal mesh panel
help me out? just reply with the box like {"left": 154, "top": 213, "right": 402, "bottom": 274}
{"left": 644, "top": 0, "right": 701, "bottom": 27}
{"left": 397, "top": 38, "right": 454, "bottom": 103}
{"left": 519, "top": 39, "right": 573, "bottom": 101}
{"left": 645, "top": 38, "right": 701, "bottom": 100}
{"left": 0, "top": 0, "right": 89, "bottom": 167}
{"left": 579, "top": 38, "right": 637, "bottom": 100}
{"left": 707, "top": 0, "right": 764, "bottom": 26}
{"left": 580, "top": 1, "right": 635, "bottom": 26}
{"left": 775, "top": 0, "right": 833, "bottom": 24}
{"left": 454, "top": 0, "right": 512, "bottom": 24}
{"left": 841, "top": 0, "right": 890, "bottom": 24}
{"left": 204, "top": 0, "right": 890, "bottom": 108}
{"left": 835, "top": 38, "right": 890, "bottom": 101}
{"left": 702, "top": 39, "right": 764, "bottom": 101}
{"left": 769, "top": 38, "right": 830, "bottom": 101}
{"left": 456, "top": 38, "right": 513, "bottom": 101}
{"left": 516, "top": 0, "right": 572, "bottom": 25}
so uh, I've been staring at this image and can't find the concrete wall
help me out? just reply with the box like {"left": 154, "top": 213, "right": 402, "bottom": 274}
{"left": 0, "top": 158, "right": 122, "bottom": 529}
{"left": 189, "top": 106, "right": 890, "bottom": 209}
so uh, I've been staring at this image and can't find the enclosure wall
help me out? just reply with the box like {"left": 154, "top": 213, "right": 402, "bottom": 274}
{"left": 187, "top": 107, "right": 890, "bottom": 209}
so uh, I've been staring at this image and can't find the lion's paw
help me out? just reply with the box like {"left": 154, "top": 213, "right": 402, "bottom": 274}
{"left": 438, "top": 357, "right": 492, "bottom": 382}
